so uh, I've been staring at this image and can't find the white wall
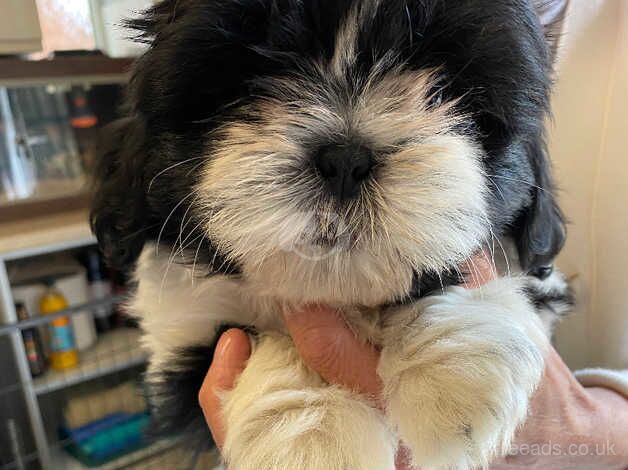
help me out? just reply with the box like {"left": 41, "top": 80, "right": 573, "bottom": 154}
{"left": 551, "top": 1, "right": 628, "bottom": 369}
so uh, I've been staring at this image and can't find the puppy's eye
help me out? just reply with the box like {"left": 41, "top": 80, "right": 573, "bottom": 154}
{"left": 427, "top": 89, "right": 444, "bottom": 108}
{"left": 530, "top": 265, "right": 554, "bottom": 280}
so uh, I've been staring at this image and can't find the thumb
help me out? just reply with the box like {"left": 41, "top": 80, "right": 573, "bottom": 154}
{"left": 283, "top": 305, "right": 382, "bottom": 403}
{"left": 199, "top": 328, "right": 251, "bottom": 449}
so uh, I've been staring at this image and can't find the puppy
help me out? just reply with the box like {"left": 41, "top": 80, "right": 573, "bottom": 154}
{"left": 91, "top": 1, "right": 573, "bottom": 468}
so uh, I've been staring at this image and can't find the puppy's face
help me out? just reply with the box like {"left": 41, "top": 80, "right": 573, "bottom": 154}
{"left": 92, "top": 0, "right": 567, "bottom": 306}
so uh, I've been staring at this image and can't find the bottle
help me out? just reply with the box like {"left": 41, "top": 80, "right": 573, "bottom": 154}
{"left": 39, "top": 283, "right": 79, "bottom": 370}
{"left": 85, "top": 250, "right": 113, "bottom": 333}
{"left": 15, "top": 303, "right": 47, "bottom": 377}
{"left": 55, "top": 271, "right": 97, "bottom": 350}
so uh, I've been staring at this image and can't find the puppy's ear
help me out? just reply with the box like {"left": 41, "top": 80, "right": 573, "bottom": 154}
{"left": 126, "top": 0, "right": 182, "bottom": 42}
{"left": 512, "top": 1, "right": 569, "bottom": 273}
{"left": 90, "top": 116, "right": 149, "bottom": 269}
{"left": 533, "top": 0, "right": 569, "bottom": 60}
{"left": 514, "top": 140, "right": 566, "bottom": 272}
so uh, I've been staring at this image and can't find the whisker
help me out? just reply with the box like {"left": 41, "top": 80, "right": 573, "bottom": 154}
{"left": 177, "top": 216, "right": 210, "bottom": 257}
{"left": 192, "top": 235, "right": 206, "bottom": 282}
{"left": 148, "top": 157, "right": 206, "bottom": 192}
{"left": 156, "top": 191, "right": 197, "bottom": 255}
{"left": 436, "top": 271, "right": 445, "bottom": 295}
{"left": 485, "top": 175, "right": 507, "bottom": 204}
{"left": 494, "top": 235, "right": 511, "bottom": 277}
{"left": 156, "top": 191, "right": 198, "bottom": 298}
{"left": 486, "top": 174, "right": 550, "bottom": 194}
{"left": 176, "top": 195, "right": 199, "bottom": 261}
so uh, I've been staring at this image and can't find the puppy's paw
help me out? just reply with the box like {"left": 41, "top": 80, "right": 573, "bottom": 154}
{"left": 223, "top": 334, "right": 396, "bottom": 470}
{"left": 379, "top": 277, "right": 549, "bottom": 470}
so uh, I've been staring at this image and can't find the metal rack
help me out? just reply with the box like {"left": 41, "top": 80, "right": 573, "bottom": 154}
{"left": 0, "top": 212, "right": 217, "bottom": 470}
{"left": 0, "top": 213, "right": 95, "bottom": 469}
{"left": 0, "top": 60, "right": 218, "bottom": 469}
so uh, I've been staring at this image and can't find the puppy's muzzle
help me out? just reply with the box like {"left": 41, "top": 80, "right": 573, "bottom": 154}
{"left": 314, "top": 142, "right": 374, "bottom": 202}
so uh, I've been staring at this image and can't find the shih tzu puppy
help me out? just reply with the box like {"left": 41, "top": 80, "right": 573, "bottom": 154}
{"left": 91, "top": 0, "right": 573, "bottom": 468}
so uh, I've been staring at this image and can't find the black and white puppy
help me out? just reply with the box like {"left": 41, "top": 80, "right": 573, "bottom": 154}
{"left": 91, "top": 1, "right": 573, "bottom": 468}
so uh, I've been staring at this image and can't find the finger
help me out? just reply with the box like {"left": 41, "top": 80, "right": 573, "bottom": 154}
{"left": 463, "top": 249, "right": 497, "bottom": 289}
{"left": 283, "top": 304, "right": 382, "bottom": 403}
{"left": 198, "top": 328, "right": 251, "bottom": 449}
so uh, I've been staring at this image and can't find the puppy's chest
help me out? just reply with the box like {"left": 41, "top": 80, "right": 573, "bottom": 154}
{"left": 131, "top": 248, "right": 395, "bottom": 350}
{"left": 235, "top": 280, "right": 389, "bottom": 344}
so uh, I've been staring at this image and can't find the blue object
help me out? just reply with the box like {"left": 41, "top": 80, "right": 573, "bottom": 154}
{"left": 60, "top": 412, "right": 151, "bottom": 467}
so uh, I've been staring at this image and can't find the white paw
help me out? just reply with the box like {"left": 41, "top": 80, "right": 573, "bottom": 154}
{"left": 222, "top": 334, "right": 397, "bottom": 470}
{"left": 379, "top": 277, "right": 549, "bottom": 470}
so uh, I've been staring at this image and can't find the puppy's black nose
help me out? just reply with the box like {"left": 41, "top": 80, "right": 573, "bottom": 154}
{"left": 314, "top": 143, "right": 374, "bottom": 201}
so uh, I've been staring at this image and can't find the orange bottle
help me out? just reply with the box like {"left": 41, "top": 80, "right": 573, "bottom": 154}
{"left": 39, "top": 283, "right": 79, "bottom": 370}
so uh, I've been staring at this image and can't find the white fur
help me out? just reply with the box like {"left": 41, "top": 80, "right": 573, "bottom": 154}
{"left": 526, "top": 270, "right": 572, "bottom": 330}
{"left": 492, "top": 239, "right": 570, "bottom": 332}
{"left": 196, "top": 81, "right": 488, "bottom": 304}
{"left": 379, "top": 277, "right": 549, "bottom": 470}
{"left": 222, "top": 333, "right": 397, "bottom": 470}
{"left": 132, "top": 248, "right": 554, "bottom": 470}
{"left": 129, "top": 245, "right": 281, "bottom": 371}
{"left": 330, "top": 0, "right": 382, "bottom": 78}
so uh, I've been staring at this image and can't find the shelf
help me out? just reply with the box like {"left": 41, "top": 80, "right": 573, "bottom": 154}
{"left": 0, "top": 56, "right": 133, "bottom": 88}
{"left": 0, "top": 298, "right": 121, "bottom": 335}
{"left": 0, "top": 193, "right": 89, "bottom": 225}
{"left": 33, "top": 328, "right": 148, "bottom": 395}
{"left": 50, "top": 438, "right": 182, "bottom": 470}
{"left": 0, "top": 209, "right": 95, "bottom": 261}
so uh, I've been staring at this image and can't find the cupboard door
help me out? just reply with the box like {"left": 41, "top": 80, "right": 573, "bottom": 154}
{"left": 0, "top": 0, "right": 42, "bottom": 54}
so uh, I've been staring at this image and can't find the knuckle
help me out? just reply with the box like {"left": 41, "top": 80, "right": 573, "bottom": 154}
{"left": 198, "top": 379, "right": 211, "bottom": 409}
{"left": 300, "top": 330, "right": 344, "bottom": 374}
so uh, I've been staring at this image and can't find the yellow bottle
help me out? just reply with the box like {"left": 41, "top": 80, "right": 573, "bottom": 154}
{"left": 39, "top": 284, "right": 79, "bottom": 370}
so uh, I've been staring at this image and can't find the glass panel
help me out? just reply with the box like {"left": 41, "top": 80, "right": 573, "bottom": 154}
{"left": 0, "top": 86, "right": 85, "bottom": 205}
{"left": 35, "top": 0, "right": 96, "bottom": 55}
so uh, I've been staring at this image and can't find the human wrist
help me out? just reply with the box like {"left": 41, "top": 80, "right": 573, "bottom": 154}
{"left": 585, "top": 387, "right": 628, "bottom": 458}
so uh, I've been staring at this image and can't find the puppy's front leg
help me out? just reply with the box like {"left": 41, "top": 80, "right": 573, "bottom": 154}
{"left": 222, "top": 332, "right": 397, "bottom": 470}
{"left": 379, "top": 277, "right": 549, "bottom": 470}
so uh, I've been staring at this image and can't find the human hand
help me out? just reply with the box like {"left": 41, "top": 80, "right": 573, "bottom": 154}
{"left": 200, "top": 324, "right": 628, "bottom": 470}
{"left": 198, "top": 253, "right": 495, "bottom": 469}
{"left": 199, "top": 254, "right": 628, "bottom": 470}
{"left": 491, "top": 347, "right": 628, "bottom": 469}
{"left": 199, "top": 308, "right": 414, "bottom": 469}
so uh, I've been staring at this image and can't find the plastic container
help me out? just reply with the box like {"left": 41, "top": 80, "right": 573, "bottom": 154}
{"left": 39, "top": 284, "right": 79, "bottom": 370}
{"left": 12, "top": 266, "right": 98, "bottom": 351}
{"left": 60, "top": 412, "right": 151, "bottom": 467}
{"left": 56, "top": 271, "right": 97, "bottom": 350}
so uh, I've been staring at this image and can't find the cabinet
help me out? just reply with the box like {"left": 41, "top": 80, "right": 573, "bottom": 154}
{"left": 0, "top": 211, "right": 203, "bottom": 469}
{"left": 0, "top": 0, "right": 42, "bottom": 54}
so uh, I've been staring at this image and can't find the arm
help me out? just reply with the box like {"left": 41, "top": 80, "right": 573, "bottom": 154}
{"left": 492, "top": 350, "right": 628, "bottom": 468}
{"left": 199, "top": 317, "right": 628, "bottom": 470}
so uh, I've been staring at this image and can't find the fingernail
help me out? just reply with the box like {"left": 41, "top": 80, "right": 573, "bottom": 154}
{"left": 215, "top": 334, "right": 233, "bottom": 362}
{"left": 213, "top": 330, "right": 251, "bottom": 371}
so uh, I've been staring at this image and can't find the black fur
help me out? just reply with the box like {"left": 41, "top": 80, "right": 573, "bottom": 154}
{"left": 146, "top": 324, "right": 257, "bottom": 449}
{"left": 91, "top": 0, "right": 567, "bottom": 274}
{"left": 147, "top": 345, "right": 215, "bottom": 448}
{"left": 524, "top": 283, "right": 575, "bottom": 316}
